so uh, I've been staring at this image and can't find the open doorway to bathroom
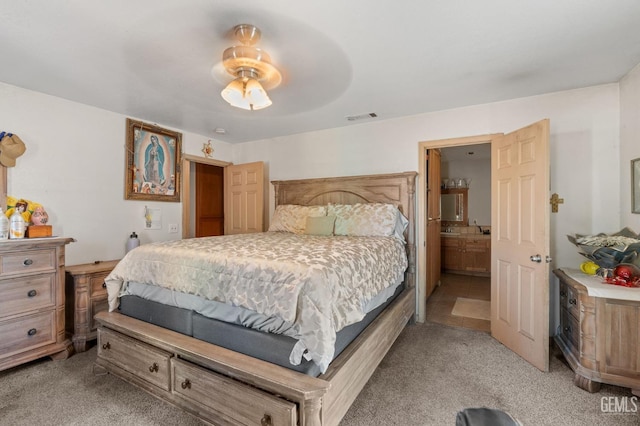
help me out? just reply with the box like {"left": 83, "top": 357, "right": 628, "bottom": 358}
{"left": 427, "top": 144, "right": 492, "bottom": 332}
{"left": 417, "top": 137, "right": 495, "bottom": 331}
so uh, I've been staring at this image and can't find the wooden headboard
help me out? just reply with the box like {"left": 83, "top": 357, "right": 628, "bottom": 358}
{"left": 271, "top": 172, "right": 418, "bottom": 289}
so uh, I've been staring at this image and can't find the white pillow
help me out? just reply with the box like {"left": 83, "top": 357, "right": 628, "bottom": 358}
{"left": 268, "top": 204, "right": 327, "bottom": 234}
{"left": 328, "top": 203, "right": 399, "bottom": 237}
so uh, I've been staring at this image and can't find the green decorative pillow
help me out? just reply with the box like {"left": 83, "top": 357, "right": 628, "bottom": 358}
{"left": 305, "top": 215, "right": 336, "bottom": 236}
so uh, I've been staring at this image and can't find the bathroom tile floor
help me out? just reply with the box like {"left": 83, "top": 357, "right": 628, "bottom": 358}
{"left": 426, "top": 272, "right": 491, "bottom": 332}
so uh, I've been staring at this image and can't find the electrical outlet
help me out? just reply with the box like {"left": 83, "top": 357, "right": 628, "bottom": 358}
{"left": 168, "top": 224, "right": 178, "bottom": 233}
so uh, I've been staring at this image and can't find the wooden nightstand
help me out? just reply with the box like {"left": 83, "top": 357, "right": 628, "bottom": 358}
{"left": 554, "top": 268, "right": 640, "bottom": 396}
{"left": 65, "top": 260, "right": 119, "bottom": 353}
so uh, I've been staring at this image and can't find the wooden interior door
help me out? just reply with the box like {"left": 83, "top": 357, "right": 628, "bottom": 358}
{"left": 426, "top": 149, "right": 441, "bottom": 298}
{"left": 491, "top": 119, "right": 550, "bottom": 372}
{"left": 195, "top": 163, "right": 224, "bottom": 237}
{"left": 224, "top": 161, "right": 264, "bottom": 235}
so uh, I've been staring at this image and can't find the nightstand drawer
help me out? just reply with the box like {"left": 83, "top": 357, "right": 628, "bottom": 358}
{"left": 0, "top": 249, "right": 56, "bottom": 277}
{"left": 90, "top": 298, "right": 109, "bottom": 331}
{"left": 566, "top": 286, "right": 580, "bottom": 320}
{"left": 560, "top": 308, "right": 579, "bottom": 358}
{"left": 90, "top": 272, "right": 110, "bottom": 297}
{"left": 0, "top": 310, "right": 56, "bottom": 357}
{"left": 0, "top": 274, "right": 55, "bottom": 318}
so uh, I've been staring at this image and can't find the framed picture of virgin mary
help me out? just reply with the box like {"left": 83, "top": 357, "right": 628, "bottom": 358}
{"left": 125, "top": 118, "right": 182, "bottom": 202}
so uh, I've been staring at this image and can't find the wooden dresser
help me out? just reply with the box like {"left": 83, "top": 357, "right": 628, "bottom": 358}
{"left": 65, "top": 259, "right": 120, "bottom": 353}
{"left": 554, "top": 268, "right": 640, "bottom": 396}
{"left": 0, "top": 237, "right": 75, "bottom": 371}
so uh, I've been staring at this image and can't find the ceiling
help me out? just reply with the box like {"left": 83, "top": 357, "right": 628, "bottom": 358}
{"left": 3, "top": 1, "right": 640, "bottom": 144}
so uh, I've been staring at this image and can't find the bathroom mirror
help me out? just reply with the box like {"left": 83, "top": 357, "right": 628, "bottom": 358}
{"left": 441, "top": 188, "right": 468, "bottom": 225}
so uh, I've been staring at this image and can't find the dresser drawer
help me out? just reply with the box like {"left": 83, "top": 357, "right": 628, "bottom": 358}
{"left": 0, "top": 274, "right": 55, "bottom": 318}
{"left": 566, "top": 285, "right": 580, "bottom": 320}
{"left": 90, "top": 272, "right": 110, "bottom": 297}
{"left": 98, "top": 328, "right": 172, "bottom": 391}
{"left": 172, "top": 358, "right": 296, "bottom": 426}
{"left": 560, "top": 308, "right": 579, "bottom": 358}
{"left": 559, "top": 281, "right": 568, "bottom": 309}
{"left": 0, "top": 249, "right": 56, "bottom": 277}
{"left": 0, "top": 310, "right": 56, "bottom": 357}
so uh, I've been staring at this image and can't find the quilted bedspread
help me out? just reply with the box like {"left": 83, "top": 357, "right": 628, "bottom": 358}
{"left": 105, "top": 232, "right": 407, "bottom": 373}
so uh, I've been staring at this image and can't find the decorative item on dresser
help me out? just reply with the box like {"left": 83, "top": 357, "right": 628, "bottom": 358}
{"left": 0, "top": 237, "right": 75, "bottom": 371}
{"left": 553, "top": 268, "right": 640, "bottom": 396}
{"left": 65, "top": 259, "right": 120, "bottom": 353}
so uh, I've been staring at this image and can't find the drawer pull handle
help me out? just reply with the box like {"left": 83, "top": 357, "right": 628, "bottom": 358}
{"left": 23, "top": 258, "right": 33, "bottom": 266}
{"left": 560, "top": 290, "right": 566, "bottom": 297}
{"left": 181, "top": 379, "right": 191, "bottom": 390}
{"left": 261, "top": 414, "right": 272, "bottom": 426}
{"left": 569, "top": 299, "right": 577, "bottom": 305}
{"left": 27, "top": 289, "right": 37, "bottom": 297}
{"left": 27, "top": 328, "right": 37, "bottom": 336}
{"left": 148, "top": 363, "right": 159, "bottom": 373}
{"left": 564, "top": 326, "right": 571, "bottom": 333}
{"left": 102, "top": 342, "right": 111, "bottom": 350}
{"left": 102, "top": 282, "right": 107, "bottom": 288}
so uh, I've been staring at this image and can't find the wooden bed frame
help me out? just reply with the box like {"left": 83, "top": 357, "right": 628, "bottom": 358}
{"left": 94, "top": 171, "right": 417, "bottom": 426}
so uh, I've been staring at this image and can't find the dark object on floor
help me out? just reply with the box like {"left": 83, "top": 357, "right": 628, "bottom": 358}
{"left": 455, "top": 407, "right": 520, "bottom": 426}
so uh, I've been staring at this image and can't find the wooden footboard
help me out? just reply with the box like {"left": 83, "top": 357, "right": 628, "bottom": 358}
{"left": 94, "top": 286, "right": 414, "bottom": 426}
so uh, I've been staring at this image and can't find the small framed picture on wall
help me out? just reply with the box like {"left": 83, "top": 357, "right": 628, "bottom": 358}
{"left": 125, "top": 118, "right": 182, "bottom": 202}
{"left": 633, "top": 158, "right": 640, "bottom": 214}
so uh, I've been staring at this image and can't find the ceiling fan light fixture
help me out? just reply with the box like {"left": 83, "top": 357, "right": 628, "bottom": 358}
{"left": 221, "top": 75, "right": 272, "bottom": 111}
{"left": 220, "top": 24, "right": 281, "bottom": 111}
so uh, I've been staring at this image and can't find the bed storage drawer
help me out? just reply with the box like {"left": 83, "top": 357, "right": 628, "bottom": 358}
{"left": 171, "top": 358, "right": 297, "bottom": 426}
{"left": 98, "top": 328, "right": 172, "bottom": 391}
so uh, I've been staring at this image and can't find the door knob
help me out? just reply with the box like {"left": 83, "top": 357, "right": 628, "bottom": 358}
{"left": 530, "top": 254, "right": 542, "bottom": 263}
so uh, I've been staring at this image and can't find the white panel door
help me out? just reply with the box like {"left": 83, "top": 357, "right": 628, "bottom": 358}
{"left": 224, "top": 161, "right": 264, "bottom": 234}
{"left": 491, "top": 119, "right": 550, "bottom": 372}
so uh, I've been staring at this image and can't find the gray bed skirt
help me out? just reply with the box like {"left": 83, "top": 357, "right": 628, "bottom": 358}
{"left": 118, "top": 282, "right": 404, "bottom": 377}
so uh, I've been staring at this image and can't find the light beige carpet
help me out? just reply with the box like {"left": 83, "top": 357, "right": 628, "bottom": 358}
{"left": 2, "top": 323, "right": 637, "bottom": 425}
{"left": 451, "top": 297, "right": 490, "bottom": 320}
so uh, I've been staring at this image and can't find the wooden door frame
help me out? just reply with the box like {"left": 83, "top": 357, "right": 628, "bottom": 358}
{"left": 416, "top": 134, "right": 501, "bottom": 322}
{"left": 181, "top": 154, "right": 231, "bottom": 239}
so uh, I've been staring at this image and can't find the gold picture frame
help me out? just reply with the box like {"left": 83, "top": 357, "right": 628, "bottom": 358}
{"left": 633, "top": 158, "right": 640, "bottom": 214}
{"left": 125, "top": 118, "right": 181, "bottom": 202}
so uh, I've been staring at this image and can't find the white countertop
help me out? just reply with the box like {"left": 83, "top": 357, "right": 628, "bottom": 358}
{"left": 559, "top": 268, "right": 640, "bottom": 301}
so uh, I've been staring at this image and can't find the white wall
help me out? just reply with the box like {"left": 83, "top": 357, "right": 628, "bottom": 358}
{"left": 234, "top": 83, "right": 622, "bottom": 270}
{"left": 0, "top": 79, "right": 627, "bottom": 275}
{"left": 620, "top": 62, "right": 640, "bottom": 232}
{"left": 0, "top": 82, "right": 234, "bottom": 265}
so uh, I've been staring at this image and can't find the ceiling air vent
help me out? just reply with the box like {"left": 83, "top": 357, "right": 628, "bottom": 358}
{"left": 346, "top": 112, "right": 377, "bottom": 121}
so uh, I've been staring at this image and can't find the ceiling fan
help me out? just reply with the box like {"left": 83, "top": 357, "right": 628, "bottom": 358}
{"left": 220, "top": 24, "right": 282, "bottom": 111}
